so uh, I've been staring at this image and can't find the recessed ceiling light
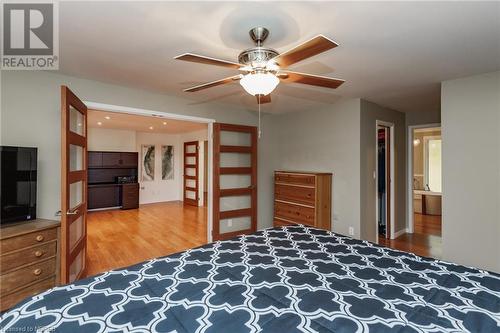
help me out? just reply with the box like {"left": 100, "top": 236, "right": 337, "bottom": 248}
{"left": 97, "top": 121, "right": 102, "bottom": 126}
{"left": 162, "top": 121, "right": 167, "bottom": 125}
{"left": 104, "top": 116, "right": 111, "bottom": 120}
{"left": 149, "top": 126, "right": 154, "bottom": 130}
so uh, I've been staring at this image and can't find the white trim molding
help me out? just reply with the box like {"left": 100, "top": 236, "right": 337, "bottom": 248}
{"left": 393, "top": 228, "right": 408, "bottom": 239}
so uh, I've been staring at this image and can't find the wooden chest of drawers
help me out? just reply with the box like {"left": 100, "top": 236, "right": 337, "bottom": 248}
{"left": 0, "top": 219, "right": 60, "bottom": 312}
{"left": 274, "top": 171, "right": 332, "bottom": 230}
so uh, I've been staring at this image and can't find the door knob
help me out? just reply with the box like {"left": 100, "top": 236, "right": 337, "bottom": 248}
{"left": 66, "top": 209, "right": 79, "bottom": 215}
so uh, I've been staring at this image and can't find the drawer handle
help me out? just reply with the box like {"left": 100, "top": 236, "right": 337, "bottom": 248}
{"left": 34, "top": 250, "right": 44, "bottom": 257}
{"left": 36, "top": 235, "right": 44, "bottom": 242}
{"left": 33, "top": 268, "right": 42, "bottom": 276}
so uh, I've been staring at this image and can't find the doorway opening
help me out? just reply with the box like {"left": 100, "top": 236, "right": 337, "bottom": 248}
{"left": 375, "top": 122, "right": 394, "bottom": 242}
{"left": 83, "top": 104, "right": 213, "bottom": 277}
{"left": 408, "top": 125, "right": 442, "bottom": 258}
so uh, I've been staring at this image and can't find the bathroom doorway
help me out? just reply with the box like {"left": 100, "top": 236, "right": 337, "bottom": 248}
{"left": 407, "top": 124, "right": 442, "bottom": 258}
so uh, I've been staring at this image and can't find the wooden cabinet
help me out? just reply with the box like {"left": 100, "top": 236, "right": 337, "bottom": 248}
{"left": 274, "top": 171, "right": 332, "bottom": 230}
{"left": 102, "top": 152, "right": 122, "bottom": 168}
{"left": 120, "top": 152, "right": 138, "bottom": 168}
{"left": 88, "top": 184, "right": 121, "bottom": 209}
{"left": 122, "top": 183, "right": 139, "bottom": 210}
{"left": 88, "top": 151, "right": 138, "bottom": 168}
{"left": 88, "top": 151, "right": 102, "bottom": 168}
{"left": 0, "top": 219, "right": 60, "bottom": 312}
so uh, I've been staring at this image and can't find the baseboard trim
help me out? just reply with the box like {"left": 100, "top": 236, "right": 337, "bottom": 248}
{"left": 393, "top": 228, "right": 409, "bottom": 239}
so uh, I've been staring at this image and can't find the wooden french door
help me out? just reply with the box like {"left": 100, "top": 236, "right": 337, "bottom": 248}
{"left": 213, "top": 123, "right": 257, "bottom": 241}
{"left": 60, "top": 86, "right": 88, "bottom": 283}
{"left": 183, "top": 141, "right": 199, "bottom": 206}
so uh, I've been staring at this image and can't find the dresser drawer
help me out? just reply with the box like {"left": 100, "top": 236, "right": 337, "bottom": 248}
{"left": 275, "top": 173, "right": 315, "bottom": 187}
{"left": 0, "top": 277, "right": 55, "bottom": 312}
{"left": 274, "top": 201, "right": 315, "bottom": 226}
{"left": 275, "top": 184, "right": 315, "bottom": 206}
{"left": 1, "top": 228, "right": 57, "bottom": 254}
{"left": 1, "top": 241, "right": 57, "bottom": 274}
{"left": 0, "top": 258, "right": 56, "bottom": 293}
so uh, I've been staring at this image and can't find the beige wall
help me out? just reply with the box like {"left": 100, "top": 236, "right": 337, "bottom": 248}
{"left": 441, "top": 70, "right": 500, "bottom": 273}
{"left": 1, "top": 71, "right": 258, "bottom": 221}
{"left": 360, "top": 100, "right": 406, "bottom": 241}
{"left": 259, "top": 99, "right": 362, "bottom": 237}
{"left": 406, "top": 108, "right": 441, "bottom": 126}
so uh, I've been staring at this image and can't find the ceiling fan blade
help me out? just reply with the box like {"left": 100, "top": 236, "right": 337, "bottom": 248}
{"left": 280, "top": 70, "right": 345, "bottom": 89}
{"left": 175, "top": 53, "right": 242, "bottom": 69}
{"left": 256, "top": 94, "right": 271, "bottom": 104}
{"left": 184, "top": 75, "right": 242, "bottom": 92}
{"left": 271, "top": 35, "right": 338, "bottom": 68}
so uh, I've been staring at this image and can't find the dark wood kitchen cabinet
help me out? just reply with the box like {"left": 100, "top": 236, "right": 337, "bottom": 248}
{"left": 88, "top": 152, "right": 103, "bottom": 168}
{"left": 88, "top": 151, "right": 138, "bottom": 168}
{"left": 122, "top": 183, "right": 139, "bottom": 209}
{"left": 102, "top": 152, "right": 122, "bottom": 168}
{"left": 120, "top": 152, "right": 138, "bottom": 168}
{"left": 87, "top": 184, "right": 121, "bottom": 209}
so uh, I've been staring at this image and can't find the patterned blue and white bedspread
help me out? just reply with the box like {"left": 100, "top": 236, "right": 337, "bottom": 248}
{"left": 1, "top": 226, "right": 499, "bottom": 332}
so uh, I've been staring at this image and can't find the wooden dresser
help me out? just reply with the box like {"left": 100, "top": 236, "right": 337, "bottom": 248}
{"left": 274, "top": 171, "right": 332, "bottom": 230}
{"left": 0, "top": 219, "right": 60, "bottom": 312}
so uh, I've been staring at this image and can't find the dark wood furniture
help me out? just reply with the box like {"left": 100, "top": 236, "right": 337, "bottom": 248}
{"left": 273, "top": 171, "right": 332, "bottom": 230}
{"left": 88, "top": 184, "right": 121, "bottom": 209}
{"left": 88, "top": 152, "right": 138, "bottom": 168}
{"left": 87, "top": 151, "right": 139, "bottom": 210}
{"left": 122, "top": 183, "right": 140, "bottom": 210}
{"left": 0, "top": 219, "right": 60, "bottom": 311}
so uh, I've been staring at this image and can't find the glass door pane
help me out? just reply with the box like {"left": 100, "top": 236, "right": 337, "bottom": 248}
{"left": 69, "top": 106, "right": 85, "bottom": 136}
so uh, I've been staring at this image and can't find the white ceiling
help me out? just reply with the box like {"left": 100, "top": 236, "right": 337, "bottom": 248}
{"left": 60, "top": 1, "right": 500, "bottom": 114}
{"left": 88, "top": 110, "right": 207, "bottom": 134}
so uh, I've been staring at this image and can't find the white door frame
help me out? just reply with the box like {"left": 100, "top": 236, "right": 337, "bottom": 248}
{"left": 375, "top": 120, "right": 395, "bottom": 241}
{"left": 84, "top": 101, "right": 216, "bottom": 243}
{"left": 407, "top": 123, "right": 441, "bottom": 233}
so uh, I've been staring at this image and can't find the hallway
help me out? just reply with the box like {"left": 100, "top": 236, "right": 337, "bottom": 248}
{"left": 379, "top": 213, "right": 441, "bottom": 259}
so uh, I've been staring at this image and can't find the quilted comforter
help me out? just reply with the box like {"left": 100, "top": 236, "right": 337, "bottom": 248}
{"left": 1, "top": 226, "right": 499, "bottom": 332}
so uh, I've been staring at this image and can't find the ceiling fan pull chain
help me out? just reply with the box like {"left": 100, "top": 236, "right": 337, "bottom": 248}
{"left": 258, "top": 95, "right": 262, "bottom": 139}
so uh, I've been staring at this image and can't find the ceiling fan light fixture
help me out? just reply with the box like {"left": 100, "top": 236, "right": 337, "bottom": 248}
{"left": 239, "top": 72, "right": 279, "bottom": 96}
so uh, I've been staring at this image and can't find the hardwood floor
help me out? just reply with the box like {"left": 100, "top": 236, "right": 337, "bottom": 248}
{"left": 378, "top": 213, "right": 442, "bottom": 259}
{"left": 85, "top": 201, "right": 207, "bottom": 277}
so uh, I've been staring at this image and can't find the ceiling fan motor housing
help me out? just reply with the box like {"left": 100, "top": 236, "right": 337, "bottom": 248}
{"left": 238, "top": 27, "right": 279, "bottom": 70}
{"left": 238, "top": 47, "right": 279, "bottom": 69}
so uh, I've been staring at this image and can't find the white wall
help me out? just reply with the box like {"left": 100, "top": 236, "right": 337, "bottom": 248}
{"left": 1, "top": 70, "right": 257, "bottom": 220}
{"left": 88, "top": 127, "right": 136, "bottom": 151}
{"left": 441, "top": 71, "right": 500, "bottom": 273}
{"left": 136, "top": 132, "right": 181, "bottom": 204}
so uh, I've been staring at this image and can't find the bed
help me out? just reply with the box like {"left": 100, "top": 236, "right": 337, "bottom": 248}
{"left": 1, "top": 225, "right": 499, "bottom": 332}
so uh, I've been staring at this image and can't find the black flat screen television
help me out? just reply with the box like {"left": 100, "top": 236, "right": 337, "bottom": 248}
{"left": 1, "top": 146, "right": 37, "bottom": 225}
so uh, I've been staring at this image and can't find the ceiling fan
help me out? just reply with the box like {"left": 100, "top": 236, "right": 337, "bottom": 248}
{"left": 174, "top": 27, "right": 345, "bottom": 104}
